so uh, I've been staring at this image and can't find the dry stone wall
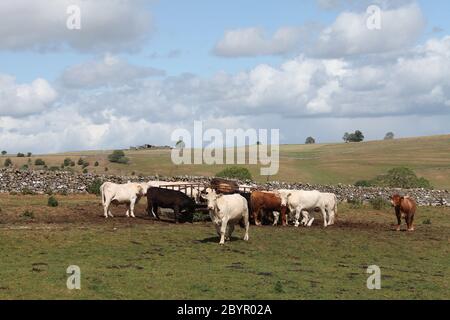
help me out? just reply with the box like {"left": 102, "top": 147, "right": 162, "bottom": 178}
{"left": 0, "top": 168, "right": 449, "bottom": 207}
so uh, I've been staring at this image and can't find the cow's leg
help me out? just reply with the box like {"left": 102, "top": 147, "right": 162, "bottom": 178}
{"left": 152, "top": 204, "right": 160, "bottom": 220}
{"left": 225, "top": 224, "right": 234, "bottom": 241}
{"left": 125, "top": 203, "right": 130, "bottom": 218}
{"left": 320, "top": 207, "right": 328, "bottom": 228}
{"left": 253, "top": 207, "right": 262, "bottom": 226}
{"left": 408, "top": 213, "right": 415, "bottom": 232}
{"left": 395, "top": 208, "right": 402, "bottom": 231}
{"left": 129, "top": 200, "right": 136, "bottom": 218}
{"left": 173, "top": 206, "right": 179, "bottom": 224}
{"left": 280, "top": 206, "right": 287, "bottom": 226}
{"left": 273, "top": 211, "right": 280, "bottom": 226}
{"left": 301, "top": 210, "right": 309, "bottom": 226}
{"left": 294, "top": 206, "right": 303, "bottom": 227}
{"left": 219, "top": 218, "right": 229, "bottom": 245}
{"left": 243, "top": 213, "right": 250, "bottom": 241}
{"left": 103, "top": 198, "right": 111, "bottom": 218}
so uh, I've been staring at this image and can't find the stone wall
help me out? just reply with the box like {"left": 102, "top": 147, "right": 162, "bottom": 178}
{"left": 0, "top": 168, "right": 449, "bottom": 207}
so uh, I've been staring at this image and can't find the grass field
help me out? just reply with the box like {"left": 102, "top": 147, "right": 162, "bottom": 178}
{"left": 0, "top": 194, "right": 449, "bottom": 299}
{"left": 3, "top": 134, "right": 450, "bottom": 189}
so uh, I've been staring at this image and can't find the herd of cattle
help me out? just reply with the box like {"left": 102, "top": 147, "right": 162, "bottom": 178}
{"left": 100, "top": 179, "right": 417, "bottom": 245}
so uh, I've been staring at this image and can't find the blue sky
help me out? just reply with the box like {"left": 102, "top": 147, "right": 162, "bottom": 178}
{"left": 0, "top": 0, "right": 449, "bottom": 153}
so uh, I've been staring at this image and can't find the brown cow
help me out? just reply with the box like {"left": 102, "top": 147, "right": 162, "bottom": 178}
{"left": 391, "top": 194, "right": 417, "bottom": 232}
{"left": 250, "top": 191, "right": 288, "bottom": 226}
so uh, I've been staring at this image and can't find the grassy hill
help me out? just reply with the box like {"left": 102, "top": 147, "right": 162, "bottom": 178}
{"left": 3, "top": 134, "right": 450, "bottom": 189}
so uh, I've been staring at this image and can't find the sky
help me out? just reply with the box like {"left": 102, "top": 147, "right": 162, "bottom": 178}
{"left": 0, "top": 0, "right": 449, "bottom": 153}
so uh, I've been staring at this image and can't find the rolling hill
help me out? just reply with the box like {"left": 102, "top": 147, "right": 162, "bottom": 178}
{"left": 3, "top": 134, "right": 450, "bottom": 189}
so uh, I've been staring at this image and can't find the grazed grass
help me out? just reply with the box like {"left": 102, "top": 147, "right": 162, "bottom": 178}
{"left": 0, "top": 195, "right": 448, "bottom": 300}
{"left": 3, "top": 134, "right": 450, "bottom": 188}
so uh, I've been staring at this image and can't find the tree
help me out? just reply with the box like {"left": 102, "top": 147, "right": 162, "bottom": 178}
{"left": 343, "top": 130, "right": 364, "bottom": 143}
{"left": 17, "top": 153, "right": 25, "bottom": 157}
{"left": 305, "top": 137, "right": 316, "bottom": 144}
{"left": 384, "top": 132, "right": 395, "bottom": 140}
{"left": 27, "top": 152, "right": 32, "bottom": 157}
{"left": 1, "top": 151, "right": 6, "bottom": 156}
{"left": 343, "top": 132, "right": 350, "bottom": 143}
{"left": 216, "top": 166, "right": 252, "bottom": 180}
{"left": 353, "top": 130, "right": 364, "bottom": 142}
{"left": 175, "top": 139, "right": 185, "bottom": 149}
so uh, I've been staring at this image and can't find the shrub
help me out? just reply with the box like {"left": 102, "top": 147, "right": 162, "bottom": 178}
{"left": 369, "top": 197, "right": 390, "bottom": 210}
{"left": 4, "top": 158, "right": 12, "bottom": 167}
{"left": 216, "top": 166, "right": 252, "bottom": 180}
{"left": 82, "top": 168, "right": 88, "bottom": 174}
{"left": 63, "top": 158, "right": 72, "bottom": 167}
{"left": 370, "top": 167, "right": 432, "bottom": 189}
{"left": 17, "top": 153, "right": 25, "bottom": 157}
{"left": 21, "top": 188, "right": 35, "bottom": 195}
{"left": 82, "top": 162, "right": 89, "bottom": 168}
{"left": 104, "top": 167, "right": 109, "bottom": 172}
{"left": 94, "top": 161, "right": 99, "bottom": 167}
{"left": 355, "top": 180, "right": 372, "bottom": 187}
{"left": 34, "top": 159, "right": 46, "bottom": 166}
{"left": 108, "top": 150, "right": 129, "bottom": 164}
{"left": 70, "top": 161, "right": 75, "bottom": 167}
{"left": 48, "top": 166, "right": 60, "bottom": 171}
{"left": 77, "top": 158, "right": 84, "bottom": 165}
{"left": 422, "top": 219, "right": 432, "bottom": 225}
{"left": 47, "top": 196, "right": 59, "bottom": 207}
{"left": 20, "top": 164, "right": 29, "bottom": 171}
{"left": 348, "top": 198, "right": 364, "bottom": 209}
{"left": 192, "top": 212, "right": 211, "bottom": 223}
{"left": 87, "top": 179, "right": 103, "bottom": 196}
{"left": 22, "top": 210, "right": 34, "bottom": 219}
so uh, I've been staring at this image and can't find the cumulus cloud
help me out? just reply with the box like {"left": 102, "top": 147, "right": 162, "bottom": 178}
{"left": 312, "top": 3, "right": 425, "bottom": 57}
{"left": 0, "top": 0, "right": 152, "bottom": 53}
{"left": 213, "top": 26, "right": 311, "bottom": 57}
{"left": 60, "top": 54, "right": 165, "bottom": 89}
{"left": 0, "top": 75, "right": 57, "bottom": 117}
{"left": 213, "top": 3, "right": 424, "bottom": 58}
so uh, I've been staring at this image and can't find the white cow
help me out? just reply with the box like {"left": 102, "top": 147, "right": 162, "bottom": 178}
{"left": 201, "top": 189, "right": 250, "bottom": 245}
{"left": 100, "top": 182, "right": 148, "bottom": 218}
{"left": 301, "top": 192, "right": 338, "bottom": 227}
{"left": 278, "top": 189, "right": 329, "bottom": 228}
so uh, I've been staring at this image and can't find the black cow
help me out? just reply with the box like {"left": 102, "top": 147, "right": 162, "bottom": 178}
{"left": 146, "top": 187, "right": 196, "bottom": 223}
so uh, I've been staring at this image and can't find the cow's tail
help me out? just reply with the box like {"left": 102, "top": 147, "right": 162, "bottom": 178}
{"left": 100, "top": 182, "right": 106, "bottom": 206}
{"left": 334, "top": 194, "right": 338, "bottom": 218}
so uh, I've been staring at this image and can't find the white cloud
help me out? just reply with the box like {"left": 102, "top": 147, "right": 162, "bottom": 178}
{"left": 214, "top": 3, "right": 424, "bottom": 58}
{"left": 0, "top": 75, "right": 57, "bottom": 117}
{"left": 0, "top": 0, "right": 152, "bottom": 53}
{"left": 60, "top": 54, "right": 165, "bottom": 89}
{"left": 312, "top": 3, "right": 425, "bottom": 57}
{"left": 213, "top": 26, "right": 310, "bottom": 57}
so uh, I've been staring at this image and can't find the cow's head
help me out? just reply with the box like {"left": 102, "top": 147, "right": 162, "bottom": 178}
{"left": 136, "top": 185, "right": 146, "bottom": 197}
{"left": 201, "top": 189, "right": 222, "bottom": 211}
{"left": 391, "top": 194, "right": 403, "bottom": 207}
{"left": 277, "top": 190, "right": 291, "bottom": 207}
